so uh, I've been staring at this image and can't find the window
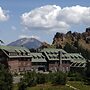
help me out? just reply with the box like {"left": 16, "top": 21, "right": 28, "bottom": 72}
{"left": 46, "top": 52, "right": 49, "bottom": 54}
{"left": 50, "top": 52, "right": 53, "bottom": 54}
{"left": 54, "top": 52, "right": 57, "bottom": 54}
{"left": 74, "top": 56, "right": 78, "bottom": 59}
{"left": 37, "top": 55, "right": 41, "bottom": 59}
{"left": 80, "top": 63, "right": 84, "bottom": 66}
{"left": 42, "top": 56, "right": 44, "bottom": 59}
{"left": 75, "top": 63, "right": 80, "bottom": 66}
{"left": 71, "top": 56, "right": 74, "bottom": 59}
{"left": 50, "top": 61, "right": 55, "bottom": 64}
{"left": 53, "top": 56, "right": 56, "bottom": 59}
{"left": 33, "top": 56, "right": 36, "bottom": 59}
{"left": 49, "top": 55, "right": 52, "bottom": 58}
{"left": 9, "top": 52, "right": 17, "bottom": 56}
{"left": 62, "top": 60, "right": 68, "bottom": 64}
{"left": 71, "top": 63, "right": 76, "bottom": 66}
{"left": 33, "top": 62, "right": 38, "bottom": 65}
{"left": 19, "top": 50, "right": 23, "bottom": 55}
{"left": 65, "top": 56, "right": 68, "bottom": 59}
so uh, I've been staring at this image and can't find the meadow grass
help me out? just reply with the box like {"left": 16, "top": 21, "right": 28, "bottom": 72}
{"left": 67, "top": 81, "right": 90, "bottom": 90}
{"left": 13, "top": 81, "right": 90, "bottom": 90}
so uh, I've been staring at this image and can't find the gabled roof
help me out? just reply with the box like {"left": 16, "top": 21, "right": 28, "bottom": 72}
{"left": 70, "top": 62, "right": 86, "bottom": 67}
{"left": 41, "top": 48, "right": 86, "bottom": 66}
{"left": 69, "top": 53, "right": 86, "bottom": 67}
{"left": 0, "top": 45, "right": 30, "bottom": 53}
{"left": 41, "top": 48, "right": 71, "bottom": 61}
{"left": 41, "top": 48, "right": 67, "bottom": 54}
{"left": 0, "top": 45, "right": 15, "bottom": 53}
{"left": 0, "top": 45, "right": 31, "bottom": 58}
{"left": 31, "top": 53, "right": 46, "bottom": 62}
{"left": 69, "top": 53, "right": 86, "bottom": 63}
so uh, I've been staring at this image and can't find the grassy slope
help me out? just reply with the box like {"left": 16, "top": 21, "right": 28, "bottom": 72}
{"left": 68, "top": 81, "right": 90, "bottom": 90}
{"left": 13, "top": 82, "right": 90, "bottom": 90}
{"left": 27, "top": 84, "right": 73, "bottom": 90}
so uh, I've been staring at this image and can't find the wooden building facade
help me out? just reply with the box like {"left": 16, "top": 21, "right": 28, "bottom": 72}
{"left": 31, "top": 53, "right": 47, "bottom": 72}
{"left": 0, "top": 46, "right": 32, "bottom": 74}
{"left": 0, "top": 46, "right": 86, "bottom": 73}
{"left": 69, "top": 53, "right": 86, "bottom": 72}
{"left": 41, "top": 48, "right": 71, "bottom": 72}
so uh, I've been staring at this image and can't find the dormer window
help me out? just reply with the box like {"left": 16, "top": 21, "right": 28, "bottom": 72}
{"left": 74, "top": 56, "right": 78, "bottom": 59}
{"left": 9, "top": 53, "right": 11, "bottom": 55}
{"left": 46, "top": 52, "right": 49, "bottom": 54}
{"left": 65, "top": 56, "right": 67, "bottom": 59}
{"left": 24, "top": 50, "right": 28, "bottom": 55}
{"left": 50, "top": 52, "right": 53, "bottom": 54}
{"left": 80, "top": 63, "right": 84, "bottom": 66}
{"left": 33, "top": 56, "right": 35, "bottom": 59}
{"left": 76, "top": 63, "right": 80, "bottom": 66}
{"left": 9, "top": 52, "right": 17, "bottom": 56}
{"left": 19, "top": 50, "right": 23, "bottom": 55}
{"left": 49, "top": 56, "right": 52, "bottom": 58}
{"left": 71, "top": 56, "right": 73, "bottom": 59}
{"left": 37, "top": 55, "right": 41, "bottom": 59}
{"left": 42, "top": 56, "right": 44, "bottom": 59}
{"left": 71, "top": 63, "right": 76, "bottom": 66}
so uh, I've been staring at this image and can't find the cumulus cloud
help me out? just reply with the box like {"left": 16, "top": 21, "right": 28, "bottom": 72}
{"left": 58, "top": 5, "right": 90, "bottom": 25}
{"left": 19, "top": 35, "right": 40, "bottom": 40}
{"left": 21, "top": 5, "right": 90, "bottom": 33}
{"left": 0, "top": 7, "right": 9, "bottom": 21}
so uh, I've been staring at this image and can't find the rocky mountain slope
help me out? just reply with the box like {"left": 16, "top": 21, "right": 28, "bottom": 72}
{"left": 52, "top": 27, "right": 90, "bottom": 59}
{"left": 52, "top": 27, "right": 90, "bottom": 51}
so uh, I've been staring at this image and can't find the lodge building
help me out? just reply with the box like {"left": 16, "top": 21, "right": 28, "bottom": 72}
{"left": 41, "top": 48, "right": 71, "bottom": 72}
{"left": 0, "top": 46, "right": 32, "bottom": 73}
{"left": 0, "top": 45, "right": 86, "bottom": 73}
{"left": 31, "top": 53, "right": 47, "bottom": 71}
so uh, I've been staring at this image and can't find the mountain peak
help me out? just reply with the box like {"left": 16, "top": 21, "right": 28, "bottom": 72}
{"left": 8, "top": 38, "right": 42, "bottom": 49}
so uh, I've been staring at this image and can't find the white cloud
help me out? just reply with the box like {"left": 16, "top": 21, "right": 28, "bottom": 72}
{"left": 21, "top": 5, "right": 69, "bottom": 33}
{"left": 0, "top": 7, "right": 9, "bottom": 21}
{"left": 58, "top": 5, "right": 90, "bottom": 25}
{"left": 21, "top": 5, "right": 90, "bottom": 33}
{"left": 19, "top": 35, "right": 40, "bottom": 40}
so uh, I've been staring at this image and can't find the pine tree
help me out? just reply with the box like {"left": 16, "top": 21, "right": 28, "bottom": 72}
{"left": 0, "top": 64, "right": 13, "bottom": 90}
{"left": 85, "top": 60, "right": 90, "bottom": 85}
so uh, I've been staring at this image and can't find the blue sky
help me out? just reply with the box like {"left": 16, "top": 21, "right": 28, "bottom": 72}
{"left": 0, "top": 0, "right": 90, "bottom": 44}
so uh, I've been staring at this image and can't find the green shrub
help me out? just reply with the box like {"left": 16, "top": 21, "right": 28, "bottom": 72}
{"left": 84, "top": 76, "right": 90, "bottom": 85}
{"left": 84, "top": 60, "right": 90, "bottom": 85}
{"left": 18, "top": 71, "right": 37, "bottom": 89}
{"left": 68, "top": 72, "right": 83, "bottom": 81}
{"left": 69, "top": 77, "right": 75, "bottom": 81}
{"left": 36, "top": 73, "right": 46, "bottom": 84}
{"left": 24, "top": 71, "right": 37, "bottom": 87}
{"left": 18, "top": 71, "right": 68, "bottom": 89}
{"left": 46, "top": 72, "right": 54, "bottom": 82}
{"left": 51, "top": 72, "right": 67, "bottom": 85}
{"left": 0, "top": 64, "right": 13, "bottom": 90}
{"left": 18, "top": 79, "right": 27, "bottom": 90}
